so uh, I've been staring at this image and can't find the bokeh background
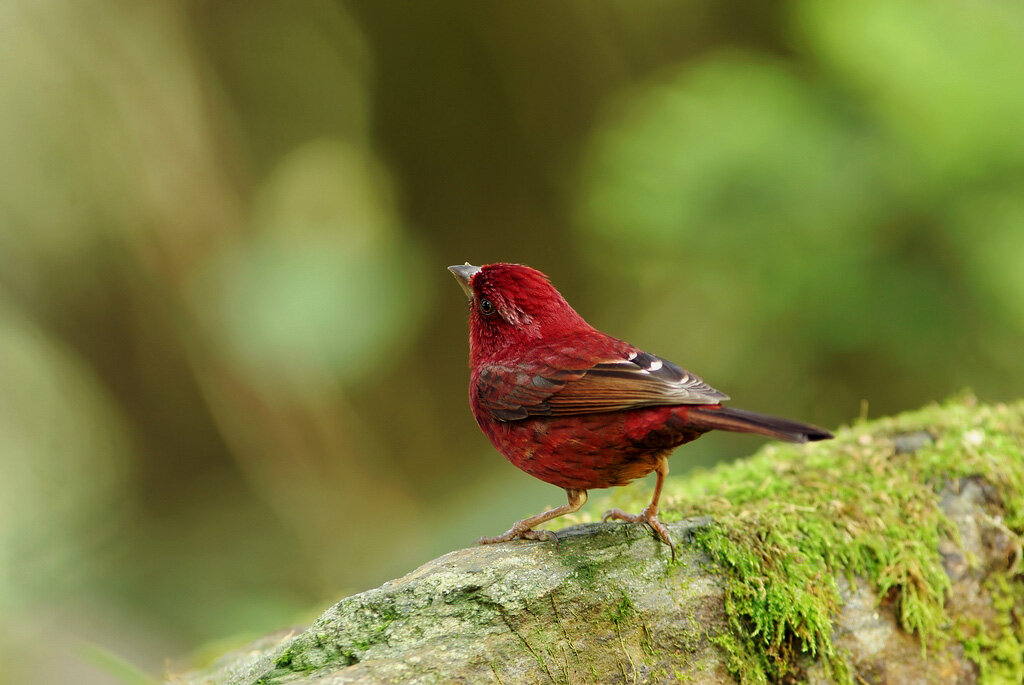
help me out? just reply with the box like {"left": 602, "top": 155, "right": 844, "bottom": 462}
{"left": 2, "top": 1, "right": 1023, "bottom": 681}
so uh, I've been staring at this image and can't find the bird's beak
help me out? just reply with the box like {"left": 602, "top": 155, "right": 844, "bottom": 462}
{"left": 448, "top": 263, "right": 481, "bottom": 301}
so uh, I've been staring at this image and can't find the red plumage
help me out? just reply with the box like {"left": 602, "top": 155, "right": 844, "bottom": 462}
{"left": 450, "top": 262, "right": 831, "bottom": 550}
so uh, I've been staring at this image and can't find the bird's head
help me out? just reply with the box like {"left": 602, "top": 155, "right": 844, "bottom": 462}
{"left": 448, "top": 263, "right": 589, "bottom": 361}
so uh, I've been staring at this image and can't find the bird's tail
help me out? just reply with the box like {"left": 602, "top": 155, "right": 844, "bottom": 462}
{"left": 686, "top": 406, "right": 832, "bottom": 443}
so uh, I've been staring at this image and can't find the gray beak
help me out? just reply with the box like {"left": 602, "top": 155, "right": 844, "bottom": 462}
{"left": 448, "top": 263, "right": 481, "bottom": 300}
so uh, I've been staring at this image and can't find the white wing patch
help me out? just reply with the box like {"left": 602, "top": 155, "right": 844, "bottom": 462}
{"left": 585, "top": 351, "right": 730, "bottom": 405}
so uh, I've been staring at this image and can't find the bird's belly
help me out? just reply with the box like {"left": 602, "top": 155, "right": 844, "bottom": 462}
{"left": 479, "top": 406, "right": 706, "bottom": 490}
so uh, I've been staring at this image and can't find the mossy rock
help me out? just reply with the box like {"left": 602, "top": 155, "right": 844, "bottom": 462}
{"left": 174, "top": 397, "right": 1024, "bottom": 684}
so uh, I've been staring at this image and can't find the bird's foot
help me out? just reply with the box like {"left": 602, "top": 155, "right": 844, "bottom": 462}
{"left": 602, "top": 506, "right": 675, "bottom": 558}
{"left": 477, "top": 525, "right": 558, "bottom": 546}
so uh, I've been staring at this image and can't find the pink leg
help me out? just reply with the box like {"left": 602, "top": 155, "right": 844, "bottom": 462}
{"left": 478, "top": 489, "right": 588, "bottom": 544}
{"left": 602, "top": 457, "right": 674, "bottom": 554}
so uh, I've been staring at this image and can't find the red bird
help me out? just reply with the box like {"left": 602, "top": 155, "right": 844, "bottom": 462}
{"left": 449, "top": 263, "right": 832, "bottom": 550}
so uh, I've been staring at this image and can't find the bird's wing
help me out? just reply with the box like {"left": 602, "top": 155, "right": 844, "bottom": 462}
{"left": 476, "top": 350, "right": 729, "bottom": 422}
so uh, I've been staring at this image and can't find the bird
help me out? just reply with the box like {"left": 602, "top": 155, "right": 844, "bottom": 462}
{"left": 448, "top": 262, "right": 832, "bottom": 551}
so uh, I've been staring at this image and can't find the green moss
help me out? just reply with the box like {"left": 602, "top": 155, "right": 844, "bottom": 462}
{"left": 709, "top": 629, "right": 768, "bottom": 685}
{"left": 272, "top": 648, "right": 295, "bottom": 670}
{"left": 603, "top": 591, "right": 637, "bottom": 625}
{"left": 562, "top": 548, "right": 604, "bottom": 588}
{"left": 957, "top": 573, "right": 1024, "bottom": 682}
{"left": 598, "top": 396, "right": 1024, "bottom": 682}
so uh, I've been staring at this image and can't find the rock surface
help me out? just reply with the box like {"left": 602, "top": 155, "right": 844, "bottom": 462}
{"left": 174, "top": 399, "right": 1024, "bottom": 684}
{"left": 182, "top": 519, "right": 736, "bottom": 684}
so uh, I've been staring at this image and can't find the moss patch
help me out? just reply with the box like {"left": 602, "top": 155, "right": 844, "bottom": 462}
{"left": 599, "top": 396, "right": 1024, "bottom": 682}
{"left": 957, "top": 573, "right": 1024, "bottom": 682}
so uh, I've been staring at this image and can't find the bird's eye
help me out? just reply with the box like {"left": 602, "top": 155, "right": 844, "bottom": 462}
{"left": 479, "top": 298, "right": 496, "bottom": 316}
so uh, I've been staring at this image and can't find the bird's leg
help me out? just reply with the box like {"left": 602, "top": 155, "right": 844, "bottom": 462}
{"left": 602, "top": 457, "right": 674, "bottom": 555}
{"left": 477, "top": 489, "right": 587, "bottom": 545}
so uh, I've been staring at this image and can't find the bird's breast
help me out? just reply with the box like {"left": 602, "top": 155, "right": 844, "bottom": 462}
{"left": 474, "top": 405, "right": 707, "bottom": 490}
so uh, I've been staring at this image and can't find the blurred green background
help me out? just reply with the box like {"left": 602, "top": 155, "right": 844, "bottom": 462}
{"left": 2, "top": 0, "right": 1023, "bottom": 681}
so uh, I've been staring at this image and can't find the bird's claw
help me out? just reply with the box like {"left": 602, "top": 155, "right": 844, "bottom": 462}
{"left": 602, "top": 507, "right": 675, "bottom": 560}
{"left": 477, "top": 527, "right": 558, "bottom": 546}
{"left": 601, "top": 507, "right": 633, "bottom": 524}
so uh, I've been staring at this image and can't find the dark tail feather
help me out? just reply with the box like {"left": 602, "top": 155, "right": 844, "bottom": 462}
{"left": 687, "top": 406, "right": 833, "bottom": 444}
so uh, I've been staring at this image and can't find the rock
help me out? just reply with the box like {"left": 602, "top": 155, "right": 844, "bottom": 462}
{"left": 183, "top": 519, "right": 735, "bottom": 684}
{"left": 174, "top": 398, "right": 1024, "bottom": 684}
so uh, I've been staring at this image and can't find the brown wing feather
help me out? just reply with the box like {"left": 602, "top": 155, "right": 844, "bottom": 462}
{"left": 476, "top": 351, "right": 728, "bottom": 422}
{"left": 475, "top": 364, "right": 582, "bottom": 421}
